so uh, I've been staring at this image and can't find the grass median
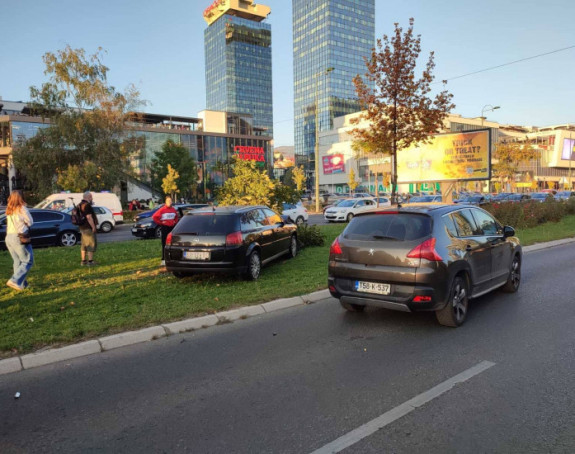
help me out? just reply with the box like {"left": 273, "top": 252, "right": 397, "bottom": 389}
{"left": 2, "top": 216, "right": 574, "bottom": 357}
{"left": 0, "top": 224, "right": 346, "bottom": 356}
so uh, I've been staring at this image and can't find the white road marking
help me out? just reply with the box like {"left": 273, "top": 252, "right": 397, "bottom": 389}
{"left": 310, "top": 360, "right": 496, "bottom": 454}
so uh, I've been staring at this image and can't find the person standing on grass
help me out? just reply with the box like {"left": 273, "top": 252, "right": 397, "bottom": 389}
{"left": 152, "top": 196, "right": 178, "bottom": 266}
{"left": 5, "top": 190, "right": 33, "bottom": 291}
{"left": 79, "top": 191, "right": 98, "bottom": 266}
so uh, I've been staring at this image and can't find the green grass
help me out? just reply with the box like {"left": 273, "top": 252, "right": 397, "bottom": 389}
{"left": 515, "top": 215, "right": 575, "bottom": 246}
{"left": 2, "top": 215, "right": 574, "bottom": 357}
{"left": 0, "top": 224, "right": 345, "bottom": 356}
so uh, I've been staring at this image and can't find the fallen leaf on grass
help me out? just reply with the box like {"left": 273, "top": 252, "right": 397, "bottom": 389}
{"left": 60, "top": 306, "right": 66, "bottom": 311}
{"left": 214, "top": 297, "right": 219, "bottom": 301}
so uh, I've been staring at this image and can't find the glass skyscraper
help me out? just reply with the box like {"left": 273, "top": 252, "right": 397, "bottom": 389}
{"left": 204, "top": 2, "right": 273, "bottom": 137}
{"left": 292, "top": 0, "right": 375, "bottom": 169}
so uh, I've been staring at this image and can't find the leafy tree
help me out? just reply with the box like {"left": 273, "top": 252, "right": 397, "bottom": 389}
{"left": 57, "top": 161, "right": 100, "bottom": 192}
{"left": 12, "top": 45, "right": 144, "bottom": 197}
{"left": 151, "top": 139, "right": 197, "bottom": 199}
{"left": 162, "top": 164, "right": 180, "bottom": 199}
{"left": 292, "top": 165, "right": 307, "bottom": 193}
{"left": 351, "top": 18, "right": 455, "bottom": 203}
{"left": 269, "top": 183, "right": 300, "bottom": 213}
{"left": 348, "top": 168, "right": 359, "bottom": 193}
{"left": 493, "top": 141, "right": 539, "bottom": 188}
{"left": 217, "top": 159, "right": 276, "bottom": 209}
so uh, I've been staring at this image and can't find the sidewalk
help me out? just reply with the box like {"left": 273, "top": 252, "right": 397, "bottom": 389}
{"left": 1, "top": 237, "right": 574, "bottom": 376}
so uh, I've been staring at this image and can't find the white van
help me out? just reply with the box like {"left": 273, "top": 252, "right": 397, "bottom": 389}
{"left": 35, "top": 192, "right": 124, "bottom": 222}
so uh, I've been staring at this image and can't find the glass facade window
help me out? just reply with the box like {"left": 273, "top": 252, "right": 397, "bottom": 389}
{"left": 205, "top": 14, "right": 273, "bottom": 137}
{"left": 10, "top": 121, "right": 50, "bottom": 144}
{"left": 293, "top": 0, "right": 375, "bottom": 170}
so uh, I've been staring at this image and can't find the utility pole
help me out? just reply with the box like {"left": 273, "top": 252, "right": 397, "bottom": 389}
{"left": 314, "top": 67, "right": 334, "bottom": 213}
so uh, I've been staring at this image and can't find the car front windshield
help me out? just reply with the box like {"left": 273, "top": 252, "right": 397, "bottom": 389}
{"left": 339, "top": 200, "right": 356, "bottom": 208}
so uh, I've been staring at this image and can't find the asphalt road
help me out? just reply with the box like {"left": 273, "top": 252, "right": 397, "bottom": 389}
{"left": 100, "top": 214, "right": 330, "bottom": 244}
{"left": 2, "top": 243, "right": 574, "bottom": 453}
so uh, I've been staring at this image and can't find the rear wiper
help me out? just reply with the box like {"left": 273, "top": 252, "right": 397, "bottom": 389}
{"left": 371, "top": 235, "right": 399, "bottom": 240}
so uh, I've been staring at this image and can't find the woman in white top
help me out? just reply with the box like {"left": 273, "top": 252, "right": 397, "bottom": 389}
{"left": 5, "top": 190, "right": 34, "bottom": 291}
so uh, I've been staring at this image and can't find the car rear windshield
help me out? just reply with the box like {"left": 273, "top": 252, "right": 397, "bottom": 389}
{"left": 343, "top": 213, "right": 432, "bottom": 241}
{"left": 174, "top": 214, "right": 239, "bottom": 235}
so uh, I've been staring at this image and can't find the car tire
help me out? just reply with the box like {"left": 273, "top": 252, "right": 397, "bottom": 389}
{"left": 100, "top": 221, "right": 113, "bottom": 233}
{"left": 501, "top": 254, "right": 521, "bottom": 293}
{"left": 245, "top": 251, "right": 261, "bottom": 281}
{"left": 436, "top": 275, "right": 468, "bottom": 327}
{"left": 288, "top": 235, "right": 298, "bottom": 258}
{"left": 154, "top": 226, "right": 162, "bottom": 239}
{"left": 58, "top": 231, "right": 79, "bottom": 247}
{"left": 340, "top": 301, "right": 365, "bottom": 312}
{"left": 295, "top": 216, "right": 305, "bottom": 226}
{"left": 346, "top": 213, "right": 354, "bottom": 222}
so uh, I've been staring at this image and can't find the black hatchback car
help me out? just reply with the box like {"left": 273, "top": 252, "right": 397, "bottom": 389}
{"left": 328, "top": 204, "right": 522, "bottom": 327}
{"left": 0, "top": 209, "right": 80, "bottom": 249}
{"left": 165, "top": 205, "right": 298, "bottom": 280}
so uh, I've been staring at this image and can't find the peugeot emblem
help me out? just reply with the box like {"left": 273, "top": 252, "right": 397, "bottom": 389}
{"left": 193, "top": 238, "right": 200, "bottom": 244}
{"left": 369, "top": 249, "right": 375, "bottom": 256}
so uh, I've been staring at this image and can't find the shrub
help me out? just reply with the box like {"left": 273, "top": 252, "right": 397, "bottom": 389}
{"left": 484, "top": 199, "right": 567, "bottom": 229}
{"left": 297, "top": 224, "right": 325, "bottom": 248}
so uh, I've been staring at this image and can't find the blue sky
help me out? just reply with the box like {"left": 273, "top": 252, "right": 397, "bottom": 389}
{"left": 2, "top": 0, "right": 574, "bottom": 147}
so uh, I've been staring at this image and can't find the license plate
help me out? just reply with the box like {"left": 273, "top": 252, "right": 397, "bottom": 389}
{"left": 131, "top": 228, "right": 138, "bottom": 233}
{"left": 355, "top": 281, "right": 390, "bottom": 295}
{"left": 183, "top": 251, "right": 210, "bottom": 261}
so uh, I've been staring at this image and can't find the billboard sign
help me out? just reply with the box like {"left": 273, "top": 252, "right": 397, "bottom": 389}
{"left": 273, "top": 148, "right": 295, "bottom": 169}
{"left": 323, "top": 154, "right": 346, "bottom": 175}
{"left": 397, "top": 130, "right": 491, "bottom": 183}
{"left": 561, "top": 138, "right": 575, "bottom": 160}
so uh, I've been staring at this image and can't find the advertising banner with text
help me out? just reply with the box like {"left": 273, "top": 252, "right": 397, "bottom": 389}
{"left": 397, "top": 130, "right": 491, "bottom": 183}
{"left": 322, "top": 154, "right": 346, "bottom": 175}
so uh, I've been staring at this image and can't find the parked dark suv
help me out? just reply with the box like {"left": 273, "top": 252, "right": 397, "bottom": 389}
{"left": 165, "top": 205, "right": 298, "bottom": 280}
{"left": 328, "top": 204, "right": 522, "bottom": 327}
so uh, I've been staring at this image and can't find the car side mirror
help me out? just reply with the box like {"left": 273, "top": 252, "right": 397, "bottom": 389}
{"left": 503, "top": 226, "right": 515, "bottom": 238}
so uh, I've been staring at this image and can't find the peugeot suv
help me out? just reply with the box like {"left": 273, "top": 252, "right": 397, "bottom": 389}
{"left": 328, "top": 204, "right": 522, "bottom": 327}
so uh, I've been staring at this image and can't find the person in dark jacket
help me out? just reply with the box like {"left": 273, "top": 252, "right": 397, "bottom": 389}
{"left": 152, "top": 196, "right": 178, "bottom": 266}
{"left": 79, "top": 191, "right": 98, "bottom": 266}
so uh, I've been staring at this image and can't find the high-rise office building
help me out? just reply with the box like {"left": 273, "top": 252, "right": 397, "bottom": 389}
{"left": 293, "top": 0, "right": 375, "bottom": 170}
{"left": 204, "top": 0, "right": 273, "bottom": 137}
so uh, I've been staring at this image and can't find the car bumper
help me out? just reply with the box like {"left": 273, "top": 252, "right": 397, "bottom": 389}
{"left": 131, "top": 226, "right": 155, "bottom": 238}
{"left": 324, "top": 213, "right": 347, "bottom": 221}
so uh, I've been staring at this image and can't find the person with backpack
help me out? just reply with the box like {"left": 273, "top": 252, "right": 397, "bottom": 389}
{"left": 152, "top": 196, "right": 178, "bottom": 266}
{"left": 5, "top": 190, "right": 33, "bottom": 291}
{"left": 78, "top": 191, "right": 98, "bottom": 266}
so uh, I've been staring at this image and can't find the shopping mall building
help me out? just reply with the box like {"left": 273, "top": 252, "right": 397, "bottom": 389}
{"left": 0, "top": 100, "right": 272, "bottom": 203}
{"left": 316, "top": 111, "right": 575, "bottom": 194}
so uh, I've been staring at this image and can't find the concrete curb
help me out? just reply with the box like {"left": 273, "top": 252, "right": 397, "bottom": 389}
{"left": 20, "top": 340, "right": 102, "bottom": 370}
{"left": 523, "top": 237, "right": 575, "bottom": 253}
{"left": 0, "top": 289, "right": 327, "bottom": 376}
{"left": 99, "top": 326, "right": 167, "bottom": 351}
{"left": 1, "top": 237, "right": 571, "bottom": 376}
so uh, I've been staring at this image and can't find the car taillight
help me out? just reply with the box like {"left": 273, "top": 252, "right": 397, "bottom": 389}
{"left": 412, "top": 295, "right": 432, "bottom": 303}
{"left": 166, "top": 232, "right": 173, "bottom": 246}
{"left": 329, "top": 237, "right": 343, "bottom": 257}
{"left": 407, "top": 237, "right": 443, "bottom": 261}
{"left": 226, "top": 231, "right": 242, "bottom": 247}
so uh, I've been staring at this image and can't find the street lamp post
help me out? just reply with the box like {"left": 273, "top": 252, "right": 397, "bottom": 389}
{"left": 481, "top": 105, "right": 500, "bottom": 192}
{"left": 314, "top": 67, "right": 334, "bottom": 213}
{"left": 481, "top": 104, "right": 500, "bottom": 127}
